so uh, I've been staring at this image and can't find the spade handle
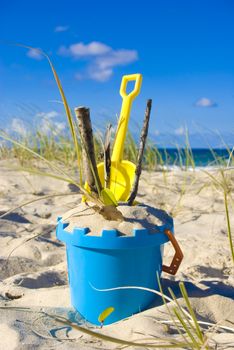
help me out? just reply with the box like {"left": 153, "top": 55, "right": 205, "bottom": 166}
{"left": 111, "top": 74, "right": 142, "bottom": 163}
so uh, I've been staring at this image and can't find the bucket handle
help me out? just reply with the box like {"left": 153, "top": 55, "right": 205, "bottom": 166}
{"left": 162, "top": 229, "right": 183, "bottom": 275}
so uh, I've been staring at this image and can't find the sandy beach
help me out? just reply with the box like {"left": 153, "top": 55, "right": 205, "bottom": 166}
{"left": 0, "top": 159, "right": 233, "bottom": 349}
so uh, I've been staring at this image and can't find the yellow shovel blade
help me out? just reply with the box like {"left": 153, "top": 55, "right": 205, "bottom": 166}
{"left": 109, "top": 161, "right": 136, "bottom": 201}
{"left": 82, "top": 163, "right": 120, "bottom": 205}
{"left": 82, "top": 160, "right": 136, "bottom": 204}
{"left": 97, "top": 161, "right": 135, "bottom": 202}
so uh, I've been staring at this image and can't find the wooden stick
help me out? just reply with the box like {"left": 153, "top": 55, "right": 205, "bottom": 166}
{"left": 75, "top": 106, "right": 102, "bottom": 195}
{"left": 104, "top": 124, "right": 112, "bottom": 188}
{"left": 127, "top": 99, "right": 152, "bottom": 205}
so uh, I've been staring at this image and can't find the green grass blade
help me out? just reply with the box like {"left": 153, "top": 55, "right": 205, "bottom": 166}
{"left": 0, "top": 192, "right": 77, "bottom": 220}
{"left": 157, "top": 274, "right": 189, "bottom": 345}
{"left": 168, "top": 287, "right": 199, "bottom": 340}
{"left": 224, "top": 192, "right": 234, "bottom": 262}
{"left": 179, "top": 282, "right": 204, "bottom": 341}
{"left": 7, "top": 166, "right": 78, "bottom": 185}
{"left": 45, "top": 313, "right": 192, "bottom": 348}
{"left": 202, "top": 169, "right": 223, "bottom": 188}
{"left": 172, "top": 308, "right": 200, "bottom": 349}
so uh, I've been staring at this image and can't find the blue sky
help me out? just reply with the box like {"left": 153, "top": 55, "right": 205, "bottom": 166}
{"left": 0, "top": 0, "right": 233, "bottom": 147}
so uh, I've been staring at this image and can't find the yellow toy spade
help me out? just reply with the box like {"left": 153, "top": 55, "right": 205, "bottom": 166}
{"left": 97, "top": 73, "right": 142, "bottom": 202}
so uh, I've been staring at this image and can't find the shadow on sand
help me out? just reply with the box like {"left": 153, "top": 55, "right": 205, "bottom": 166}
{"left": 149, "top": 276, "right": 234, "bottom": 309}
{"left": 0, "top": 211, "right": 31, "bottom": 223}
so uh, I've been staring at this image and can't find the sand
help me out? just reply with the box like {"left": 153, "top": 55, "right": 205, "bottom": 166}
{"left": 0, "top": 160, "right": 233, "bottom": 349}
{"left": 63, "top": 202, "right": 174, "bottom": 236}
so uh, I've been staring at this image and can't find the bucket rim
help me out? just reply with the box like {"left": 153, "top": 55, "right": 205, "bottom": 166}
{"left": 56, "top": 217, "right": 173, "bottom": 249}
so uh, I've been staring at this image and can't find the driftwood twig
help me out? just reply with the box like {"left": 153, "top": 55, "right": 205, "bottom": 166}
{"left": 127, "top": 99, "right": 152, "bottom": 205}
{"left": 104, "top": 124, "right": 112, "bottom": 188}
{"left": 75, "top": 106, "right": 102, "bottom": 195}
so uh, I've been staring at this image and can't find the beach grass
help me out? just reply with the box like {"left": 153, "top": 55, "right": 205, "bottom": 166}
{"left": 1, "top": 125, "right": 233, "bottom": 263}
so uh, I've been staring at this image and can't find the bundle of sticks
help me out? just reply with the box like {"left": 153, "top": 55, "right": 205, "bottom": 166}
{"left": 75, "top": 99, "right": 152, "bottom": 206}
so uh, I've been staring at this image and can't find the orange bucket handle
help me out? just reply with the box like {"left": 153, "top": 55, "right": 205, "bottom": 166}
{"left": 162, "top": 229, "right": 183, "bottom": 275}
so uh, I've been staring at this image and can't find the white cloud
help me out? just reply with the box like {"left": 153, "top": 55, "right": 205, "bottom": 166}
{"left": 40, "top": 119, "right": 66, "bottom": 135}
{"left": 95, "top": 49, "right": 138, "bottom": 69}
{"left": 35, "top": 111, "right": 59, "bottom": 119}
{"left": 27, "top": 48, "right": 43, "bottom": 60}
{"left": 6, "top": 112, "right": 64, "bottom": 138}
{"left": 174, "top": 126, "right": 186, "bottom": 136}
{"left": 58, "top": 41, "right": 138, "bottom": 82}
{"left": 35, "top": 111, "right": 65, "bottom": 135}
{"left": 39, "top": 118, "right": 51, "bottom": 134}
{"left": 54, "top": 25, "right": 69, "bottom": 33}
{"left": 54, "top": 122, "right": 66, "bottom": 133}
{"left": 89, "top": 49, "right": 138, "bottom": 82}
{"left": 194, "top": 97, "right": 218, "bottom": 108}
{"left": 87, "top": 67, "right": 113, "bottom": 82}
{"left": 59, "top": 41, "right": 111, "bottom": 57}
{"left": 11, "top": 118, "right": 27, "bottom": 136}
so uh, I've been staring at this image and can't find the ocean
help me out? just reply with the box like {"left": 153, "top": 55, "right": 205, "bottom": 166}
{"left": 155, "top": 148, "right": 232, "bottom": 167}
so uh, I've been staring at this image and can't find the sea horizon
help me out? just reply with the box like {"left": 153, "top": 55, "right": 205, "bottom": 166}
{"left": 147, "top": 147, "right": 233, "bottom": 167}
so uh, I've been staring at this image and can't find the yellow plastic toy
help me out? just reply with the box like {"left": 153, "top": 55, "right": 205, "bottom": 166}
{"left": 97, "top": 73, "right": 142, "bottom": 202}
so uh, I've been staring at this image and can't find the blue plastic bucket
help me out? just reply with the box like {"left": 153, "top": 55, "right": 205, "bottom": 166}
{"left": 56, "top": 218, "right": 173, "bottom": 325}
